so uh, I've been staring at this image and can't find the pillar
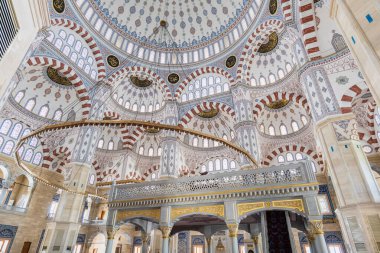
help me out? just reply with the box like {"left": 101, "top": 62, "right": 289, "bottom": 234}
{"left": 307, "top": 220, "right": 328, "bottom": 253}
{"left": 106, "top": 227, "right": 119, "bottom": 253}
{"left": 315, "top": 113, "right": 380, "bottom": 252}
{"left": 227, "top": 224, "right": 239, "bottom": 253}
{"left": 252, "top": 235, "right": 260, "bottom": 253}
{"left": 160, "top": 226, "right": 171, "bottom": 253}
{"left": 206, "top": 237, "right": 212, "bottom": 253}
{"left": 141, "top": 233, "right": 148, "bottom": 253}
{"left": 159, "top": 135, "right": 184, "bottom": 179}
{"left": 260, "top": 212, "right": 268, "bottom": 253}
{"left": 331, "top": 0, "right": 380, "bottom": 105}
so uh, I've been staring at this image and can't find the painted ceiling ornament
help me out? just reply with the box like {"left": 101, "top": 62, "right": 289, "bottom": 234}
{"left": 47, "top": 67, "right": 72, "bottom": 86}
{"left": 265, "top": 99, "right": 290, "bottom": 110}
{"left": 197, "top": 108, "right": 220, "bottom": 119}
{"left": 269, "top": 0, "right": 278, "bottom": 15}
{"left": 226, "top": 55, "right": 237, "bottom": 68}
{"left": 130, "top": 76, "right": 153, "bottom": 88}
{"left": 145, "top": 127, "right": 160, "bottom": 134}
{"left": 258, "top": 32, "right": 279, "bottom": 53}
{"left": 168, "top": 73, "right": 180, "bottom": 84}
{"left": 107, "top": 55, "right": 120, "bottom": 68}
{"left": 53, "top": 0, "right": 65, "bottom": 13}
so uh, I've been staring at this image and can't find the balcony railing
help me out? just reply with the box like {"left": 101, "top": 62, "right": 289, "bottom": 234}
{"left": 0, "top": 0, "right": 19, "bottom": 58}
{"left": 0, "top": 204, "right": 27, "bottom": 213}
{"left": 111, "top": 161, "right": 317, "bottom": 203}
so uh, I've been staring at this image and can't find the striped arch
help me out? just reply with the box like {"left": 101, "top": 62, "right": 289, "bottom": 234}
{"left": 178, "top": 101, "right": 237, "bottom": 128}
{"left": 340, "top": 83, "right": 369, "bottom": 114}
{"left": 126, "top": 171, "right": 143, "bottom": 180}
{"left": 107, "top": 66, "right": 173, "bottom": 101}
{"left": 26, "top": 56, "right": 91, "bottom": 119}
{"left": 103, "top": 111, "right": 121, "bottom": 120}
{"left": 178, "top": 165, "right": 193, "bottom": 177}
{"left": 252, "top": 92, "right": 311, "bottom": 121}
{"left": 237, "top": 19, "right": 285, "bottom": 83}
{"left": 297, "top": 0, "right": 321, "bottom": 60}
{"left": 93, "top": 160, "right": 102, "bottom": 181}
{"left": 120, "top": 126, "right": 147, "bottom": 149}
{"left": 50, "top": 18, "right": 106, "bottom": 80}
{"left": 141, "top": 164, "right": 160, "bottom": 180}
{"left": 41, "top": 146, "right": 71, "bottom": 174}
{"left": 262, "top": 145, "right": 324, "bottom": 169}
{"left": 281, "top": 0, "right": 293, "bottom": 21}
{"left": 175, "top": 67, "right": 235, "bottom": 99}
{"left": 99, "top": 168, "right": 121, "bottom": 182}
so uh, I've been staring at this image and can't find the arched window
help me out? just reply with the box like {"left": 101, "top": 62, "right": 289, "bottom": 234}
{"left": 181, "top": 94, "right": 187, "bottom": 102}
{"left": 54, "top": 39, "right": 63, "bottom": 49}
{"left": 118, "top": 98, "right": 123, "bottom": 105}
{"left": 285, "top": 63, "right": 292, "bottom": 72}
{"left": 291, "top": 121, "right": 299, "bottom": 132}
{"left": 278, "top": 155, "right": 285, "bottom": 163}
{"left": 230, "top": 161, "right": 236, "bottom": 169}
{"left": 280, "top": 124, "right": 288, "bottom": 135}
{"left": 155, "top": 102, "right": 160, "bottom": 111}
{"left": 157, "top": 147, "right": 162, "bottom": 156}
{"left": 259, "top": 124, "right": 265, "bottom": 133}
{"left": 222, "top": 158, "right": 228, "bottom": 170}
{"left": 125, "top": 101, "right": 130, "bottom": 109}
{"left": 278, "top": 69, "right": 285, "bottom": 79}
{"left": 53, "top": 109, "right": 63, "bottom": 121}
{"left": 250, "top": 78, "right": 257, "bottom": 86}
{"left": 286, "top": 153, "right": 294, "bottom": 162}
{"left": 22, "top": 129, "right": 31, "bottom": 137}
{"left": 29, "top": 137, "right": 38, "bottom": 147}
{"left": 269, "top": 74, "right": 276, "bottom": 83}
{"left": 2, "top": 141, "right": 14, "bottom": 155}
{"left": 215, "top": 159, "right": 221, "bottom": 171}
{"left": 10, "top": 123, "right": 22, "bottom": 139}
{"left": 67, "top": 34, "right": 74, "bottom": 45}
{"left": 14, "top": 91, "right": 25, "bottom": 103}
{"left": 140, "top": 105, "right": 146, "bottom": 113}
{"left": 89, "top": 174, "right": 95, "bottom": 185}
{"left": 132, "top": 103, "right": 138, "bottom": 111}
{"left": 301, "top": 115, "right": 308, "bottom": 125}
{"left": 97, "top": 139, "right": 104, "bottom": 149}
{"left": 138, "top": 146, "right": 144, "bottom": 155}
{"left": 268, "top": 125, "right": 275, "bottom": 136}
{"left": 222, "top": 134, "right": 228, "bottom": 141}
{"left": 25, "top": 99, "right": 36, "bottom": 111}
{"left": 108, "top": 141, "right": 114, "bottom": 150}
{"left": 216, "top": 85, "right": 222, "bottom": 93}
{"left": 208, "top": 160, "right": 213, "bottom": 171}
{"left": 259, "top": 77, "right": 266, "bottom": 86}
{"left": 201, "top": 89, "right": 207, "bottom": 97}
{"left": 70, "top": 52, "right": 78, "bottom": 62}
{"left": 201, "top": 165, "right": 207, "bottom": 173}
{"left": 193, "top": 137, "right": 198, "bottom": 147}
{"left": 209, "top": 87, "right": 215, "bottom": 95}
{"left": 148, "top": 104, "right": 153, "bottom": 112}
{"left": 0, "top": 120, "right": 12, "bottom": 135}
{"left": 223, "top": 83, "right": 229, "bottom": 91}
{"left": 24, "top": 149, "right": 33, "bottom": 162}
{"left": 32, "top": 153, "right": 42, "bottom": 165}
{"left": 295, "top": 153, "right": 303, "bottom": 160}
{"left": 39, "top": 105, "right": 49, "bottom": 117}
{"left": 148, "top": 147, "right": 154, "bottom": 156}
{"left": 203, "top": 139, "right": 209, "bottom": 148}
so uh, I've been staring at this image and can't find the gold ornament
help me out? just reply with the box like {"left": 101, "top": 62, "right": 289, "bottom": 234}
{"left": 160, "top": 226, "right": 172, "bottom": 238}
{"left": 237, "top": 202, "right": 265, "bottom": 217}
{"left": 171, "top": 205, "right": 224, "bottom": 221}
{"left": 227, "top": 223, "right": 239, "bottom": 237}
{"left": 308, "top": 220, "right": 324, "bottom": 235}
{"left": 116, "top": 209, "right": 160, "bottom": 223}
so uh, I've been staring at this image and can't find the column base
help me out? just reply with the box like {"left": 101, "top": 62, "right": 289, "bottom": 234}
{"left": 41, "top": 222, "right": 81, "bottom": 253}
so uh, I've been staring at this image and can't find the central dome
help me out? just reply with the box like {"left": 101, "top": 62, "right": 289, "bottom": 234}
{"left": 78, "top": 0, "right": 264, "bottom": 64}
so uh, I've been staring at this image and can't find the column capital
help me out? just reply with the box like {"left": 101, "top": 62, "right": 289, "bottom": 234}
{"left": 160, "top": 226, "right": 172, "bottom": 238}
{"left": 106, "top": 226, "right": 119, "bottom": 240}
{"left": 307, "top": 220, "right": 324, "bottom": 236}
{"left": 141, "top": 233, "right": 149, "bottom": 243}
{"left": 206, "top": 237, "right": 211, "bottom": 245}
{"left": 227, "top": 223, "right": 239, "bottom": 238}
{"left": 252, "top": 234, "right": 259, "bottom": 244}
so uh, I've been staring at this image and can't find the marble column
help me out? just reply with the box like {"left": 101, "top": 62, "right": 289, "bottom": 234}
{"left": 252, "top": 235, "right": 260, "bottom": 253}
{"left": 105, "top": 226, "right": 119, "bottom": 253}
{"left": 260, "top": 212, "right": 268, "bottom": 253}
{"left": 141, "top": 233, "right": 148, "bottom": 253}
{"left": 307, "top": 220, "right": 328, "bottom": 253}
{"left": 227, "top": 224, "right": 239, "bottom": 253}
{"left": 206, "top": 237, "right": 212, "bottom": 253}
{"left": 160, "top": 226, "right": 171, "bottom": 253}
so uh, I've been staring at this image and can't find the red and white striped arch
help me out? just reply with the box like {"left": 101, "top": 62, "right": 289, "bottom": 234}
{"left": 178, "top": 101, "right": 237, "bottom": 128}
{"left": 262, "top": 145, "right": 324, "bottom": 169}
{"left": 27, "top": 56, "right": 92, "bottom": 119}
{"left": 107, "top": 66, "right": 173, "bottom": 101}
{"left": 175, "top": 67, "right": 235, "bottom": 99}
{"left": 237, "top": 19, "right": 285, "bottom": 83}
{"left": 103, "top": 111, "right": 121, "bottom": 120}
{"left": 41, "top": 146, "right": 71, "bottom": 174}
{"left": 50, "top": 18, "right": 106, "bottom": 80}
{"left": 340, "top": 83, "right": 370, "bottom": 114}
{"left": 141, "top": 164, "right": 160, "bottom": 180}
{"left": 252, "top": 92, "right": 311, "bottom": 121}
{"left": 297, "top": 0, "right": 321, "bottom": 60}
{"left": 281, "top": 0, "right": 293, "bottom": 21}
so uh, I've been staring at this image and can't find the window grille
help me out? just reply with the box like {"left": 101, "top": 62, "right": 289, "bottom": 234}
{"left": 0, "top": 0, "right": 18, "bottom": 59}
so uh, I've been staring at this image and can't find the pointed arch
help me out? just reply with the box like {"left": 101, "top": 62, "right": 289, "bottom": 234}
{"left": 107, "top": 66, "right": 173, "bottom": 101}
{"left": 41, "top": 146, "right": 71, "bottom": 174}
{"left": 237, "top": 19, "right": 285, "bottom": 83}
{"left": 50, "top": 18, "right": 106, "bottom": 80}
{"left": 26, "top": 56, "right": 91, "bottom": 119}
{"left": 178, "top": 101, "right": 237, "bottom": 128}
{"left": 175, "top": 67, "right": 235, "bottom": 99}
{"left": 340, "top": 83, "right": 370, "bottom": 114}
